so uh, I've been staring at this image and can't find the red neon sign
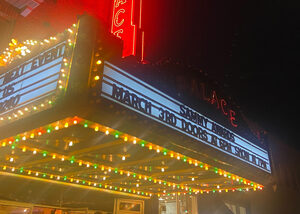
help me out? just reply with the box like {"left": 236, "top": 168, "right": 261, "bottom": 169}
{"left": 111, "top": 0, "right": 137, "bottom": 57}
{"left": 201, "top": 84, "right": 238, "bottom": 128}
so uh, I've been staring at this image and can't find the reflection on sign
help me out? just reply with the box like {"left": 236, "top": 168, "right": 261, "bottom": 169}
{"left": 0, "top": 42, "right": 65, "bottom": 118}
{"left": 101, "top": 62, "right": 271, "bottom": 173}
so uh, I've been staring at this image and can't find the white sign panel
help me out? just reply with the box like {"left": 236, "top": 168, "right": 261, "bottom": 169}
{"left": 101, "top": 62, "right": 271, "bottom": 173}
{"left": 0, "top": 42, "right": 66, "bottom": 118}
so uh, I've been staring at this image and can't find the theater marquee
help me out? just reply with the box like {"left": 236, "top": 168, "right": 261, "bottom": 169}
{"left": 101, "top": 62, "right": 271, "bottom": 173}
{"left": 0, "top": 39, "right": 74, "bottom": 125}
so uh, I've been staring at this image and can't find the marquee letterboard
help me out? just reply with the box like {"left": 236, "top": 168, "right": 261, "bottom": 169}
{"left": 0, "top": 41, "right": 66, "bottom": 123}
{"left": 101, "top": 62, "right": 271, "bottom": 173}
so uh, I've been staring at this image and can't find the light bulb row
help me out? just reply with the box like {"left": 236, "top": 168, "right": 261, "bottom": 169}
{"left": 83, "top": 119, "right": 263, "bottom": 189}
{"left": 0, "top": 164, "right": 152, "bottom": 198}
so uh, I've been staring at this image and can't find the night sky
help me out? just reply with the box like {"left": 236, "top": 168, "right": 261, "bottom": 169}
{"left": 142, "top": 0, "right": 297, "bottom": 149}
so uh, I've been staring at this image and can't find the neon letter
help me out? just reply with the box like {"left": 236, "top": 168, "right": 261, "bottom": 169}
{"left": 229, "top": 110, "right": 238, "bottom": 127}
{"left": 220, "top": 99, "right": 228, "bottom": 116}
{"left": 114, "top": 9, "right": 125, "bottom": 27}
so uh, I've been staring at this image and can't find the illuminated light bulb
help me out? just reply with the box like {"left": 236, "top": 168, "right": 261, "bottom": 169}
{"left": 79, "top": 161, "right": 82, "bottom": 166}
{"left": 194, "top": 162, "right": 198, "bottom": 166}
{"left": 52, "top": 154, "right": 56, "bottom": 159}
{"left": 94, "top": 183, "right": 97, "bottom": 186}
{"left": 124, "top": 136, "right": 128, "bottom": 142}
{"left": 61, "top": 157, "right": 65, "bottom": 161}
{"left": 3, "top": 166, "right": 7, "bottom": 170}
{"left": 57, "top": 176, "right": 60, "bottom": 180}
{"left": 105, "top": 130, "right": 109, "bottom": 135}
{"left": 103, "top": 176, "right": 106, "bottom": 180}
{"left": 1, "top": 142, "right": 6, "bottom": 147}
{"left": 22, "top": 147, "right": 26, "bottom": 152}
{"left": 170, "top": 153, "right": 174, "bottom": 158}
{"left": 149, "top": 145, "right": 153, "bottom": 150}
{"left": 133, "top": 139, "right": 137, "bottom": 144}
{"left": 189, "top": 160, "right": 193, "bottom": 164}
{"left": 94, "top": 126, "right": 99, "bottom": 131}
{"left": 191, "top": 177, "right": 195, "bottom": 181}
{"left": 136, "top": 183, "right": 139, "bottom": 187}
{"left": 177, "top": 155, "right": 180, "bottom": 160}
{"left": 205, "top": 166, "right": 209, "bottom": 170}
{"left": 94, "top": 75, "right": 100, "bottom": 81}
{"left": 33, "top": 150, "right": 37, "bottom": 155}
{"left": 122, "top": 156, "right": 126, "bottom": 161}
{"left": 9, "top": 157, "right": 14, "bottom": 162}
{"left": 30, "top": 133, "right": 34, "bottom": 138}
{"left": 127, "top": 172, "right": 130, "bottom": 176}
{"left": 217, "top": 185, "right": 220, "bottom": 189}
{"left": 55, "top": 125, "right": 59, "bottom": 130}
{"left": 60, "top": 69, "right": 65, "bottom": 73}
{"left": 76, "top": 179, "right": 79, "bottom": 183}
{"left": 68, "top": 28, "right": 73, "bottom": 33}
{"left": 96, "top": 60, "right": 102, "bottom": 65}
{"left": 22, "top": 136, "right": 26, "bottom": 141}
{"left": 161, "top": 168, "right": 165, "bottom": 172}
{"left": 38, "top": 131, "right": 42, "bottom": 136}
{"left": 69, "top": 141, "right": 73, "bottom": 146}
{"left": 24, "top": 107, "right": 29, "bottom": 111}
{"left": 11, "top": 167, "right": 15, "bottom": 172}
{"left": 108, "top": 168, "right": 111, "bottom": 172}
{"left": 86, "top": 163, "right": 90, "bottom": 167}
{"left": 156, "top": 148, "right": 160, "bottom": 153}
{"left": 35, "top": 172, "right": 39, "bottom": 176}
{"left": 33, "top": 106, "right": 37, "bottom": 110}
{"left": 64, "top": 123, "right": 69, "bottom": 128}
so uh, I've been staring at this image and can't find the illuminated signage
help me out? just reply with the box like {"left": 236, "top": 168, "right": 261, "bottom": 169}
{"left": 111, "top": 0, "right": 137, "bottom": 57}
{"left": 200, "top": 84, "right": 238, "bottom": 127}
{"left": 0, "top": 42, "right": 66, "bottom": 123}
{"left": 101, "top": 62, "right": 271, "bottom": 173}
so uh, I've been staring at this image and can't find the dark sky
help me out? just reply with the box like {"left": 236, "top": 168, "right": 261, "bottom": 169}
{"left": 142, "top": 0, "right": 298, "bottom": 149}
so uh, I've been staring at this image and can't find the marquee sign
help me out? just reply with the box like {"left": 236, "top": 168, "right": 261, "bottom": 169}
{"left": 101, "top": 62, "right": 271, "bottom": 173}
{"left": 0, "top": 41, "right": 67, "bottom": 124}
{"left": 111, "top": 0, "right": 137, "bottom": 57}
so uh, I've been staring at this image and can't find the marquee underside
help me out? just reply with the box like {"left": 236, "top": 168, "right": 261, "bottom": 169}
{"left": 0, "top": 116, "right": 263, "bottom": 200}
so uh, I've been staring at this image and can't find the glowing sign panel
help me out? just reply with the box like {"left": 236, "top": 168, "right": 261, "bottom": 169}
{"left": 111, "top": 0, "right": 136, "bottom": 57}
{"left": 0, "top": 42, "right": 66, "bottom": 121}
{"left": 101, "top": 62, "right": 271, "bottom": 173}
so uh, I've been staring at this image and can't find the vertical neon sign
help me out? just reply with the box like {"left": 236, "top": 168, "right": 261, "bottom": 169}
{"left": 111, "top": 0, "right": 137, "bottom": 57}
